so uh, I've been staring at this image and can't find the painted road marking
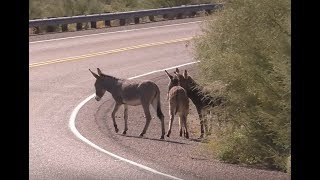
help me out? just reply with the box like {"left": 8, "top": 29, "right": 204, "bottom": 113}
{"left": 30, "top": 21, "right": 202, "bottom": 44}
{"left": 69, "top": 61, "right": 199, "bottom": 180}
{"left": 29, "top": 37, "right": 193, "bottom": 68}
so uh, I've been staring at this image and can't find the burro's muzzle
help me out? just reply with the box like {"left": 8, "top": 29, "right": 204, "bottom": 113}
{"left": 95, "top": 96, "right": 101, "bottom": 101}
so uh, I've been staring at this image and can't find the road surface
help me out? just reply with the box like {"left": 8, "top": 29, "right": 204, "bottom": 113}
{"left": 29, "top": 17, "right": 289, "bottom": 179}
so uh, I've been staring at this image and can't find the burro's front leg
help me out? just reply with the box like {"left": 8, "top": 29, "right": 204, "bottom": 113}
{"left": 197, "top": 108, "right": 204, "bottom": 139}
{"left": 179, "top": 116, "right": 183, "bottom": 137}
{"left": 123, "top": 105, "right": 128, "bottom": 135}
{"left": 111, "top": 103, "right": 121, "bottom": 133}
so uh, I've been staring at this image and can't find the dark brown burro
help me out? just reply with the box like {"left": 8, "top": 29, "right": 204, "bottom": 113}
{"left": 165, "top": 70, "right": 190, "bottom": 139}
{"left": 174, "top": 68, "right": 226, "bottom": 139}
{"left": 89, "top": 68, "right": 165, "bottom": 139}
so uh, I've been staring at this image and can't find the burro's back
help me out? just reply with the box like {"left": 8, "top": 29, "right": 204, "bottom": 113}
{"left": 168, "top": 86, "right": 189, "bottom": 116}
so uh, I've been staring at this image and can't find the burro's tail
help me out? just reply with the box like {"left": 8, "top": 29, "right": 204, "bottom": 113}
{"left": 157, "top": 100, "right": 164, "bottom": 120}
{"left": 152, "top": 86, "right": 164, "bottom": 120}
{"left": 151, "top": 84, "right": 165, "bottom": 139}
{"left": 156, "top": 89, "right": 164, "bottom": 120}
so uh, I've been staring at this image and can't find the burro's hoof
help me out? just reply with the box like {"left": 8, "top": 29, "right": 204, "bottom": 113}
{"left": 139, "top": 133, "right": 144, "bottom": 137}
{"left": 160, "top": 135, "right": 164, "bottom": 139}
{"left": 122, "top": 131, "right": 127, "bottom": 135}
{"left": 115, "top": 128, "right": 119, "bottom": 133}
{"left": 166, "top": 131, "right": 171, "bottom": 137}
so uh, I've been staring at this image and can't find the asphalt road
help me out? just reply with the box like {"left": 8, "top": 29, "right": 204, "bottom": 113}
{"left": 29, "top": 17, "right": 290, "bottom": 179}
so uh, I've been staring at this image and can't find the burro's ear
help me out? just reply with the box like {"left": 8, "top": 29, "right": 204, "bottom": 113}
{"left": 183, "top": 69, "right": 188, "bottom": 78}
{"left": 175, "top": 68, "right": 180, "bottom": 74}
{"left": 97, "top": 68, "right": 103, "bottom": 76}
{"left": 164, "top": 70, "right": 173, "bottom": 80}
{"left": 89, "top": 69, "right": 99, "bottom": 79}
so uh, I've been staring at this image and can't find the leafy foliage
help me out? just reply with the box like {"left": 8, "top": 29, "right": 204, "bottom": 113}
{"left": 194, "top": 0, "right": 290, "bottom": 172}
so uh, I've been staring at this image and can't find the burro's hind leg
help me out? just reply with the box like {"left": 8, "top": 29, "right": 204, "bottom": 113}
{"left": 122, "top": 105, "right": 128, "bottom": 135}
{"left": 179, "top": 116, "right": 183, "bottom": 137}
{"left": 182, "top": 115, "right": 189, "bottom": 139}
{"left": 204, "top": 116, "right": 210, "bottom": 136}
{"left": 166, "top": 110, "right": 174, "bottom": 137}
{"left": 139, "top": 103, "right": 152, "bottom": 138}
{"left": 111, "top": 103, "right": 121, "bottom": 133}
{"left": 206, "top": 110, "right": 213, "bottom": 136}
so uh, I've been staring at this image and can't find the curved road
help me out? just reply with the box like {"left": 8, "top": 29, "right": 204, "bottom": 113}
{"left": 30, "top": 18, "right": 289, "bottom": 179}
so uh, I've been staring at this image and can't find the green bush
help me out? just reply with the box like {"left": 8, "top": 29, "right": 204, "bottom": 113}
{"left": 194, "top": 0, "right": 290, "bottom": 172}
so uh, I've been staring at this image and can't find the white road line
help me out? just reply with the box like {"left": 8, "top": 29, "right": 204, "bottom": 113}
{"left": 30, "top": 21, "right": 202, "bottom": 44}
{"left": 127, "top": 61, "right": 199, "bottom": 80}
{"left": 69, "top": 61, "right": 199, "bottom": 180}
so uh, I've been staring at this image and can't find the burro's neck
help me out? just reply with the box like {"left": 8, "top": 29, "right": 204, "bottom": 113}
{"left": 103, "top": 76, "right": 122, "bottom": 94}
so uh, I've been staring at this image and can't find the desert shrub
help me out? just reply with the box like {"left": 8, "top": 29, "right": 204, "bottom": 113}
{"left": 194, "top": 0, "right": 291, "bottom": 172}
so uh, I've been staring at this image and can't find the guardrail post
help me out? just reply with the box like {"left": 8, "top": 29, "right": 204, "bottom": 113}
{"left": 91, "top": 21, "right": 97, "bottom": 28}
{"left": 163, "top": 14, "right": 174, "bottom": 20}
{"left": 61, "top": 24, "right": 68, "bottom": 32}
{"left": 46, "top": 25, "right": 56, "bottom": 33}
{"left": 105, "top": 20, "right": 111, "bottom": 27}
{"left": 149, "top": 15, "right": 155, "bottom": 22}
{"left": 76, "top": 23, "right": 82, "bottom": 30}
{"left": 34, "top": 27, "right": 40, "bottom": 34}
{"left": 177, "top": 13, "right": 184, "bottom": 19}
{"left": 134, "top": 17, "right": 140, "bottom": 24}
{"left": 120, "top": 19, "right": 126, "bottom": 26}
{"left": 169, "top": 14, "right": 175, "bottom": 20}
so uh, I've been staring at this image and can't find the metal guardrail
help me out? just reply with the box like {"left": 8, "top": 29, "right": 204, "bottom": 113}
{"left": 29, "top": 4, "right": 222, "bottom": 33}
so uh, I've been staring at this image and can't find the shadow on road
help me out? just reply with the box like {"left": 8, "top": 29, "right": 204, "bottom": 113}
{"left": 117, "top": 134, "right": 187, "bottom": 145}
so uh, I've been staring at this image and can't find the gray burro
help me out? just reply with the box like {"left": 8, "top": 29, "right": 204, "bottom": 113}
{"left": 165, "top": 70, "right": 190, "bottom": 139}
{"left": 89, "top": 68, "right": 165, "bottom": 139}
{"left": 174, "top": 68, "right": 227, "bottom": 139}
